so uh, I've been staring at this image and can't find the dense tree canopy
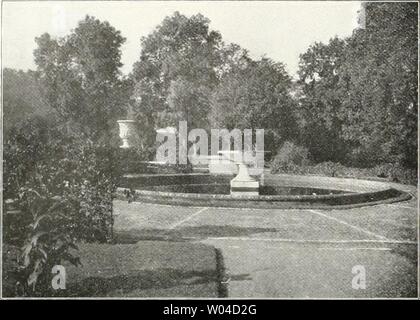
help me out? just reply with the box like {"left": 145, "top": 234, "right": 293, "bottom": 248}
{"left": 34, "top": 15, "right": 130, "bottom": 143}
{"left": 296, "top": 2, "right": 417, "bottom": 168}
{"left": 131, "top": 12, "right": 299, "bottom": 156}
{"left": 211, "top": 58, "right": 297, "bottom": 154}
{"left": 296, "top": 37, "right": 348, "bottom": 163}
{"left": 131, "top": 12, "right": 223, "bottom": 130}
{"left": 2, "top": 69, "right": 52, "bottom": 139}
{"left": 4, "top": 4, "right": 418, "bottom": 171}
{"left": 338, "top": 2, "right": 418, "bottom": 168}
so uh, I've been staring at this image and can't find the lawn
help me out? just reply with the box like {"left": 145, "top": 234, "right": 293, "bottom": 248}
{"left": 3, "top": 240, "right": 221, "bottom": 298}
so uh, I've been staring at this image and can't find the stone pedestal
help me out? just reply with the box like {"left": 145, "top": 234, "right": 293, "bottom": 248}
{"left": 230, "top": 163, "right": 259, "bottom": 196}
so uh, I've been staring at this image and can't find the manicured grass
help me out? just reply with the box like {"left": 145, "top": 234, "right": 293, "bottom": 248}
{"left": 3, "top": 241, "right": 220, "bottom": 298}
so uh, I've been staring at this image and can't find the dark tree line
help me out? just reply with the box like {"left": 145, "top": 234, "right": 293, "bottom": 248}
{"left": 3, "top": 2, "right": 418, "bottom": 170}
{"left": 296, "top": 2, "right": 417, "bottom": 168}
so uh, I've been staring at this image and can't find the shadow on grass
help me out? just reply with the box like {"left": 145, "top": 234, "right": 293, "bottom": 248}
{"left": 65, "top": 268, "right": 217, "bottom": 297}
{"left": 115, "top": 225, "right": 278, "bottom": 244}
{"left": 390, "top": 243, "right": 418, "bottom": 262}
{"left": 230, "top": 273, "right": 253, "bottom": 281}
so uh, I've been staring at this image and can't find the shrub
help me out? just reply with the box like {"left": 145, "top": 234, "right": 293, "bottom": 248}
{"left": 270, "top": 141, "right": 310, "bottom": 174}
{"left": 12, "top": 188, "right": 81, "bottom": 296}
{"left": 3, "top": 117, "right": 120, "bottom": 295}
{"left": 373, "top": 163, "right": 417, "bottom": 185}
{"left": 118, "top": 145, "right": 156, "bottom": 174}
{"left": 311, "top": 161, "right": 347, "bottom": 177}
{"left": 269, "top": 155, "right": 417, "bottom": 186}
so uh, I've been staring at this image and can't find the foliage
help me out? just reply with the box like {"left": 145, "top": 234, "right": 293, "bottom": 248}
{"left": 296, "top": 2, "right": 417, "bottom": 169}
{"left": 3, "top": 117, "right": 119, "bottom": 295}
{"left": 2, "top": 68, "right": 53, "bottom": 140}
{"left": 118, "top": 146, "right": 156, "bottom": 174}
{"left": 270, "top": 160, "right": 416, "bottom": 185}
{"left": 167, "top": 78, "right": 212, "bottom": 129}
{"left": 3, "top": 116, "right": 60, "bottom": 200}
{"left": 12, "top": 189, "right": 81, "bottom": 296}
{"left": 4, "top": 15, "right": 135, "bottom": 297}
{"left": 270, "top": 142, "right": 310, "bottom": 174}
{"left": 210, "top": 58, "right": 298, "bottom": 154}
{"left": 296, "top": 37, "right": 349, "bottom": 163}
{"left": 372, "top": 163, "right": 417, "bottom": 185}
{"left": 131, "top": 12, "right": 223, "bottom": 130}
{"left": 338, "top": 2, "right": 418, "bottom": 168}
{"left": 34, "top": 15, "right": 130, "bottom": 143}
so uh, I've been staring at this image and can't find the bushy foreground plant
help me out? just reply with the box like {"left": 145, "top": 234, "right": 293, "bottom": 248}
{"left": 3, "top": 117, "right": 120, "bottom": 296}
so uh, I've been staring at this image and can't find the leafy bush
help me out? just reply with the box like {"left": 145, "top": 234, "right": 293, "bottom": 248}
{"left": 373, "top": 163, "right": 417, "bottom": 185}
{"left": 11, "top": 188, "right": 81, "bottom": 296}
{"left": 311, "top": 161, "right": 347, "bottom": 177}
{"left": 270, "top": 157, "right": 417, "bottom": 186}
{"left": 270, "top": 141, "right": 310, "bottom": 174}
{"left": 118, "top": 147, "right": 154, "bottom": 174}
{"left": 3, "top": 117, "right": 120, "bottom": 295}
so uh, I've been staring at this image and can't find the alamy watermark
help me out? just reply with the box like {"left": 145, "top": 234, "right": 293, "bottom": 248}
{"left": 51, "top": 265, "right": 66, "bottom": 290}
{"left": 156, "top": 121, "right": 265, "bottom": 169}
{"left": 352, "top": 265, "right": 366, "bottom": 290}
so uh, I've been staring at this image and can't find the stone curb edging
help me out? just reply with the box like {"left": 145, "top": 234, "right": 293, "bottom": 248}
{"left": 116, "top": 173, "right": 412, "bottom": 210}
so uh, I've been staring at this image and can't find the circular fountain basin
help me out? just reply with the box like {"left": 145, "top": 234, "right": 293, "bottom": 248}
{"left": 116, "top": 173, "right": 411, "bottom": 209}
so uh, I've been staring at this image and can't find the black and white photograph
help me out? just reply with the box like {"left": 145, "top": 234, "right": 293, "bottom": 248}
{"left": 0, "top": 0, "right": 418, "bottom": 303}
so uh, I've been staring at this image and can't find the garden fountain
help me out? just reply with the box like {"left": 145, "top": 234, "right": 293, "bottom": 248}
{"left": 117, "top": 118, "right": 260, "bottom": 196}
{"left": 116, "top": 119, "right": 411, "bottom": 209}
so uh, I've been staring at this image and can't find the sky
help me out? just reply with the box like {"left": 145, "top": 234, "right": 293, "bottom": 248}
{"left": 2, "top": 1, "right": 361, "bottom": 77}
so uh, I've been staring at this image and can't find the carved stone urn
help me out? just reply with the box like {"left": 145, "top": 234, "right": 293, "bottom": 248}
{"left": 117, "top": 120, "right": 137, "bottom": 149}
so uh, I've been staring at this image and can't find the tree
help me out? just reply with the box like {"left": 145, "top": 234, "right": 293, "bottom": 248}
{"left": 296, "top": 37, "right": 348, "bottom": 163}
{"left": 4, "top": 16, "right": 130, "bottom": 296}
{"left": 34, "top": 15, "right": 130, "bottom": 143}
{"left": 338, "top": 2, "right": 418, "bottom": 168}
{"left": 2, "top": 68, "right": 52, "bottom": 140}
{"left": 167, "top": 79, "right": 212, "bottom": 129}
{"left": 131, "top": 12, "right": 223, "bottom": 130}
{"left": 210, "top": 57, "right": 297, "bottom": 155}
{"left": 296, "top": 2, "right": 417, "bottom": 169}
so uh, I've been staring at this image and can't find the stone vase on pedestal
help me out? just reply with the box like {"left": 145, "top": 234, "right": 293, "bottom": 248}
{"left": 117, "top": 120, "right": 138, "bottom": 149}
